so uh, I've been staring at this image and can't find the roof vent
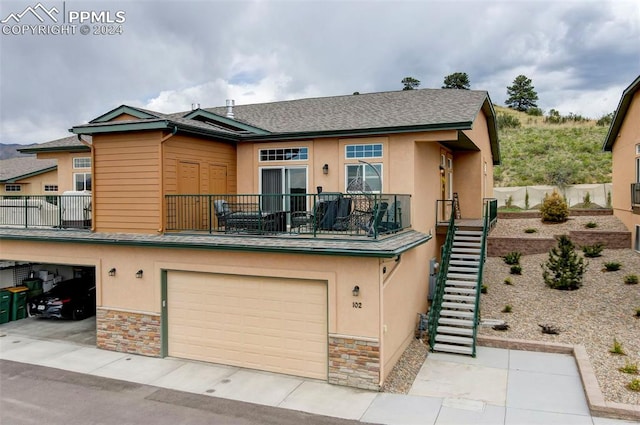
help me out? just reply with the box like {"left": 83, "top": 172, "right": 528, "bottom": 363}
{"left": 191, "top": 103, "right": 200, "bottom": 111}
{"left": 226, "top": 99, "right": 235, "bottom": 119}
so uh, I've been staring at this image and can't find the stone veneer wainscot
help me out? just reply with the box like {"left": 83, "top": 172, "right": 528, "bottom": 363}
{"left": 96, "top": 308, "right": 161, "bottom": 357}
{"left": 328, "top": 335, "right": 380, "bottom": 391}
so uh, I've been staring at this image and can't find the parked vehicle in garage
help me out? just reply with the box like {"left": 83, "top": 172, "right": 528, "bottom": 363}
{"left": 28, "top": 278, "right": 96, "bottom": 320}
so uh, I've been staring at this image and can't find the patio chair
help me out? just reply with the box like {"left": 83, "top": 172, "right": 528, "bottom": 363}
{"left": 213, "top": 199, "right": 232, "bottom": 228}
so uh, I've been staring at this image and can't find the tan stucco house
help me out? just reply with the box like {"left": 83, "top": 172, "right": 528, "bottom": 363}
{"left": 0, "top": 156, "right": 58, "bottom": 196}
{"left": 1, "top": 88, "right": 499, "bottom": 390}
{"left": 603, "top": 75, "right": 640, "bottom": 251}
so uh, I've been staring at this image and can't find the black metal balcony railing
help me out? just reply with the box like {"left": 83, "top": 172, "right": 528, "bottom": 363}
{"left": 166, "top": 193, "right": 411, "bottom": 238}
{"left": 632, "top": 183, "right": 640, "bottom": 206}
{"left": 0, "top": 195, "right": 92, "bottom": 229}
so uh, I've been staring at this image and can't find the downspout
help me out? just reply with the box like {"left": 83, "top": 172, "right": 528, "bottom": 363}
{"left": 379, "top": 253, "right": 401, "bottom": 388}
{"left": 77, "top": 135, "right": 95, "bottom": 232}
{"left": 158, "top": 125, "right": 178, "bottom": 233}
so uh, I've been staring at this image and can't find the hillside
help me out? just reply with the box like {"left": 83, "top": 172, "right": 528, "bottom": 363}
{"left": 0, "top": 143, "right": 36, "bottom": 160}
{"left": 493, "top": 107, "right": 611, "bottom": 187}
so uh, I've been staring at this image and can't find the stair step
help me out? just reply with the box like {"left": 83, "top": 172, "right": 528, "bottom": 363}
{"left": 446, "top": 280, "right": 477, "bottom": 288}
{"left": 440, "top": 309, "right": 474, "bottom": 319}
{"left": 435, "top": 334, "right": 474, "bottom": 345}
{"left": 453, "top": 241, "right": 482, "bottom": 247}
{"left": 444, "top": 287, "right": 476, "bottom": 295}
{"left": 443, "top": 294, "right": 476, "bottom": 302}
{"left": 451, "top": 247, "right": 481, "bottom": 254}
{"left": 450, "top": 254, "right": 481, "bottom": 260}
{"left": 436, "top": 326, "right": 474, "bottom": 336}
{"left": 449, "top": 259, "right": 480, "bottom": 267}
{"left": 447, "top": 273, "right": 478, "bottom": 281}
{"left": 455, "top": 230, "right": 483, "bottom": 236}
{"left": 433, "top": 343, "right": 473, "bottom": 355}
{"left": 441, "top": 301, "right": 475, "bottom": 310}
{"left": 454, "top": 235, "right": 482, "bottom": 241}
{"left": 448, "top": 266, "right": 479, "bottom": 273}
{"left": 439, "top": 317, "right": 474, "bottom": 327}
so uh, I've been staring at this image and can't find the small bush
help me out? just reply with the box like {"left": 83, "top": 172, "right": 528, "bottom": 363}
{"left": 628, "top": 378, "right": 640, "bottom": 392}
{"left": 606, "top": 191, "right": 612, "bottom": 208}
{"left": 603, "top": 262, "right": 622, "bottom": 272}
{"left": 510, "top": 265, "right": 522, "bottom": 275}
{"left": 505, "top": 195, "right": 514, "bottom": 209}
{"left": 524, "top": 190, "right": 530, "bottom": 210}
{"left": 624, "top": 275, "right": 639, "bottom": 285}
{"left": 635, "top": 308, "right": 640, "bottom": 318}
{"left": 596, "top": 112, "right": 614, "bottom": 127}
{"left": 540, "top": 191, "right": 569, "bottom": 223}
{"left": 526, "top": 107, "right": 544, "bottom": 116}
{"left": 503, "top": 277, "right": 513, "bottom": 285}
{"left": 585, "top": 221, "right": 597, "bottom": 229}
{"left": 501, "top": 305, "right": 512, "bottom": 313}
{"left": 582, "top": 192, "right": 592, "bottom": 207}
{"left": 610, "top": 338, "right": 626, "bottom": 355}
{"left": 619, "top": 361, "right": 639, "bottom": 375}
{"left": 497, "top": 113, "right": 521, "bottom": 130}
{"left": 524, "top": 228, "right": 538, "bottom": 233}
{"left": 542, "top": 235, "right": 586, "bottom": 290}
{"left": 582, "top": 243, "right": 604, "bottom": 258}
{"left": 503, "top": 251, "right": 522, "bottom": 265}
{"left": 481, "top": 284, "right": 488, "bottom": 294}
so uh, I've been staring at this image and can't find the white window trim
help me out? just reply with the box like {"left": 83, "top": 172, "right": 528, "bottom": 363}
{"left": 74, "top": 173, "right": 92, "bottom": 191}
{"left": 345, "top": 163, "right": 383, "bottom": 193}
{"left": 344, "top": 143, "right": 383, "bottom": 159}
{"left": 259, "top": 147, "right": 309, "bottom": 162}
{"left": 636, "top": 144, "right": 640, "bottom": 155}
{"left": 73, "top": 157, "right": 91, "bottom": 169}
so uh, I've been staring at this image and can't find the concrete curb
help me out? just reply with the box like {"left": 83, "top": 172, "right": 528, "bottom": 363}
{"left": 477, "top": 335, "right": 640, "bottom": 422}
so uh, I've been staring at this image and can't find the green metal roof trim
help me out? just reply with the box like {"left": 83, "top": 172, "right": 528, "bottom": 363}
{"left": 243, "top": 121, "right": 473, "bottom": 142}
{"left": 0, "top": 157, "right": 58, "bottom": 182}
{"left": 603, "top": 75, "right": 640, "bottom": 152}
{"left": 90, "top": 105, "right": 160, "bottom": 123}
{"left": 183, "top": 109, "right": 271, "bottom": 135}
{"left": 3, "top": 166, "right": 57, "bottom": 183}
{"left": 481, "top": 98, "right": 500, "bottom": 165}
{"left": 71, "top": 119, "right": 240, "bottom": 142}
{"left": 0, "top": 229, "right": 431, "bottom": 258}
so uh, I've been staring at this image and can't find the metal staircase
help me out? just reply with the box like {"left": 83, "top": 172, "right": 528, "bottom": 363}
{"left": 428, "top": 199, "right": 495, "bottom": 357}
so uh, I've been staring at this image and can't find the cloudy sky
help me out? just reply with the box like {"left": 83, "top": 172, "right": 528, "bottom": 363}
{"left": 0, "top": 0, "right": 638, "bottom": 145}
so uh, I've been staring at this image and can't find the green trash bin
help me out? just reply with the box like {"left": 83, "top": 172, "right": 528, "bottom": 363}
{"left": 0, "top": 289, "right": 10, "bottom": 324}
{"left": 8, "top": 286, "right": 29, "bottom": 321}
{"left": 23, "top": 278, "right": 43, "bottom": 299}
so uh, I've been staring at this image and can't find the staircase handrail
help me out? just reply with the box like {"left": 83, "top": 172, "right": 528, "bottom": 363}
{"left": 471, "top": 198, "right": 495, "bottom": 356}
{"left": 428, "top": 198, "right": 457, "bottom": 350}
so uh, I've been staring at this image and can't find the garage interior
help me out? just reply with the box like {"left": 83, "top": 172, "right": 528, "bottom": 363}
{"left": 0, "top": 261, "right": 96, "bottom": 345}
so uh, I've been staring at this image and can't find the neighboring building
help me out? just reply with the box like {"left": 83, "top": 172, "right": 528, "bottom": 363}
{"left": 1, "top": 89, "right": 499, "bottom": 390}
{"left": 603, "top": 75, "right": 640, "bottom": 252}
{"left": 0, "top": 157, "right": 57, "bottom": 196}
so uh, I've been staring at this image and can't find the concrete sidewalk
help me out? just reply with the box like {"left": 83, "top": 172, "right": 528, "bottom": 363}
{"left": 0, "top": 330, "right": 636, "bottom": 425}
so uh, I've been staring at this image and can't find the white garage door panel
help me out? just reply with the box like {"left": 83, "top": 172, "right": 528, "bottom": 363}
{"left": 167, "top": 271, "right": 328, "bottom": 379}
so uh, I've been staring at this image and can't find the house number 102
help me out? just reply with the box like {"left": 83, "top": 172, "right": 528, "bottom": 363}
{"left": 352, "top": 302, "right": 362, "bottom": 309}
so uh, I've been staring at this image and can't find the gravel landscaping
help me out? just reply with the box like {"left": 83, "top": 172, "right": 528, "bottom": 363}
{"left": 384, "top": 215, "right": 640, "bottom": 406}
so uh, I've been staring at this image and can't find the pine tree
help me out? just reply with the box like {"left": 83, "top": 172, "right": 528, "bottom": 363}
{"left": 442, "top": 72, "right": 470, "bottom": 89}
{"left": 401, "top": 77, "right": 421, "bottom": 91}
{"left": 542, "top": 235, "right": 587, "bottom": 290}
{"left": 506, "top": 74, "right": 539, "bottom": 112}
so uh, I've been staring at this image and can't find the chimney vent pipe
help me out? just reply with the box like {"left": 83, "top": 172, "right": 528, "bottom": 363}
{"left": 226, "top": 99, "right": 235, "bottom": 118}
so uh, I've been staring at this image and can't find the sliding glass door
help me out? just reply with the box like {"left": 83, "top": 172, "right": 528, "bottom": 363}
{"left": 261, "top": 167, "right": 307, "bottom": 214}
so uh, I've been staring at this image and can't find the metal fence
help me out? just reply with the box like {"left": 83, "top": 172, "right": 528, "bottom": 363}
{"left": 0, "top": 195, "right": 92, "bottom": 229}
{"left": 165, "top": 193, "right": 411, "bottom": 238}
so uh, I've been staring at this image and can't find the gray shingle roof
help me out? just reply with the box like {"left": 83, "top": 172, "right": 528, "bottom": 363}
{"left": 199, "top": 89, "right": 490, "bottom": 134}
{"left": 18, "top": 135, "right": 87, "bottom": 153}
{"left": 0, "top": 157, "right": 57, "bottom": 182}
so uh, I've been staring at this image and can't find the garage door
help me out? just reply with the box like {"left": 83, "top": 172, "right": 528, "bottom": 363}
{"left": 167, "top": 271, "right": 328, "bottom": 379}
